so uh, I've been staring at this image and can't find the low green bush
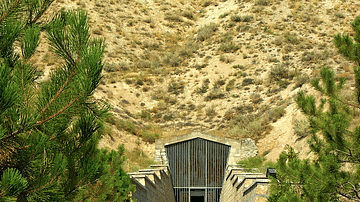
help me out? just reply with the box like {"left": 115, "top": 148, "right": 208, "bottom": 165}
{"left": 255, "top": 0, "right": 270, "bottom": 6}
{"left": 138, "top": 110, "right": 151, "bottom": 120}
{"left": 140, "top": 131, "right": 160, "bottom": 143}
{"left": 219, "top": 12, "right": 229, "bottom": 19}
{"left": 197, "top": 23, "right": 218, "bottom": 41}
{"left": 293, "top": 118, "right": 310, "bottom": 138}
{"left": 230, "top": 15, "right": 254, "bottom": 22}
{"left": 218, "top": 42, "right": 241, "bottom": 53}
{"left": 162, "top": 53, "right": 182, "bottom": 67}
{"left": 205, "top": 88, "right": 225, "bottom": 101}
{"left": 115, "top": 119, "right": 137, "bottom": 135}
{"left": 164, "top": 12, "right": 183, "bottom": 22}
{"left": 226, "top": 79, "right": 236, "bottom": 91}
{"left": 270, "top": 63, "right": 290, "bottom": 80}
{"left": 238, "top": 155, "right": 266, "bottom": 169}
{"left": 168, "top": 82, "right": 185, "bottom": 95}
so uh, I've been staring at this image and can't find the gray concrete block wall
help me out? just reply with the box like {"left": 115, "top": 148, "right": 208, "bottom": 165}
{"left": 131, "top": 178, "right": 148, "bottom": 201}
{"left": 159, "top": 169, "right": 175, "bottom": 199}
{"left": 129, "top": 166, "right": 175, "bottom": 202}
{"left": 141, "top": 171, "right": 163, "bottom": 201}
{"left": 220, "top": 167, "right": 270, "bottom": 202}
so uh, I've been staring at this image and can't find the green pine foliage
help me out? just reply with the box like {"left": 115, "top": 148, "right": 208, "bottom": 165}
{"left": 334, "top": 16, "right": 360, "bottom": 66}
{"left": 0, "top": 0, "right": 134, "bottom": 201}
{"left": 268, "top": 16, "right": 360, "bottom": 202}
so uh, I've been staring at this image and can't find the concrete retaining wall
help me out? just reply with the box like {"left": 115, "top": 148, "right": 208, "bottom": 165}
{"left": 130, "top": 165, "right": 175, "bottom": 202}
{"left": 220, "top": 166, "right": 270, "bottom": 202}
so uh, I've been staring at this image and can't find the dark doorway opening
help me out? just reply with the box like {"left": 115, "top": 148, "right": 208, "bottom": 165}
{"left": 191, "top": 196, "right": 204, "bottom": 202}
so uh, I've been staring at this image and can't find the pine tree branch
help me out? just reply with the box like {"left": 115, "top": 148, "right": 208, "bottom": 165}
{"left": 0, "top": 187, "right": 7, "bottom": 197}
{"left": 4, "top": 112, "right": 61, "bottom": 141}
{"left": 5, "top": 126, "right": 28, "bottom": 142}
{"left": 308, "top": 118, "right": 358, "bottom": 163}
{"left": 335, "top": 97, "right": 360, "bottom": 109}
{"left": 338, "top": 192, "right": 360, "bottom": 201}
{"left": 349, "top": 182, "right": 360, "bottom": 200}
{"left": 338, "top": 160, "right": 360, "bottom": 164}
{"left": 6, "top": 60, "right": 79, "bottom": 140}
{"left": 305, "top": 171, "right": 327, "bottom": 186}
{"left": 354, "top": 189, "right": 360, "bottom": 200}
{"left": 16, "top": 128, "right": 56, "bottom": 149}
{"left": 37, "top": 96, "right": 80, "bottom": 125}
{"left": 64, "top": 174, "right": 88, "bottom": 198}
{"left": 279, "top": 162, "right": 301, "bottom": 183}
{"left": 66, "top": 141, "right": 83, "bottom": 157}
{"left": 21, "top": 67, "right": 29, "bottom": 107}
{"left": 334, "top": 149, "right": 351, "bottom": 156}
{"left": 349, "top": 139, "right": 360, "bottom": 149}
{"left": 28, "top": 1, "right": 43, "bottom": 25}
{"left": 28, "top": 171, "right": 61, "bottom": 194}
{"left": 40, "top": 29, "right": 78, "bottom": 116}
{"left": 39, "top": 67, "right": 77, "bottom": 116}
{"left": 337, "top": 179, "right": 360, "bottom": 201}
{"left": 48, "top": 28, "right": 77, "bottom": 66}
{"left": 0, "top": 0, "right": 22, "bottom": 23}
{"left": 29, "top": 0, "right": 53, "bottom": 25}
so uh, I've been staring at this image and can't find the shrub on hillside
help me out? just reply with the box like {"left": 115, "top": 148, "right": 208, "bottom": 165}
{"left": 162, "top": 53, "right": 182, "bottom": 67}
{"left": 218, "top": 42, "right": 241, "bottom": 53}
{"left": 197, "top": 23, "right": 218, "bottom": 41}
{"left": 164, "top": 12, "right": 183, "bottom": 22}
{"left": 292, "top": 118, "right": 310, "bottom": 139}
{"left": 255, "top": 0, "right": 270, "bottom": 6}
{"left": 270, "top": 63, "right": 292, "bottom": 80}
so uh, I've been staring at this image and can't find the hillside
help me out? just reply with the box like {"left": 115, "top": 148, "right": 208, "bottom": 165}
{"left": 34, "top": 0, "right": 360, "bottom": 170}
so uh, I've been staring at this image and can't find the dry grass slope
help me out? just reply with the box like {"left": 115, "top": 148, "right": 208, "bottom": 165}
{"left": 34, "top": 0, "right": 360, "bottom": 168}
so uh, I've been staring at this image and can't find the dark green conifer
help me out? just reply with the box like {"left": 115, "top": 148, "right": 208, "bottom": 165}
{"left": 268, "top": 16, "right": 360, "bottom": 202}
{"left": 0, "top": 0, "right": 134, "bottom": 201}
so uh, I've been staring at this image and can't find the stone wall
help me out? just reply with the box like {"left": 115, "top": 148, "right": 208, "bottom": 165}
{"left": 220, "top": 166, "right": 270, "bottom": 202}
{"left": 155, "top": 132, "right": 258, "bottom": 166}
{"left": 129, "top": 165, "right": 175, "bottom": 202}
